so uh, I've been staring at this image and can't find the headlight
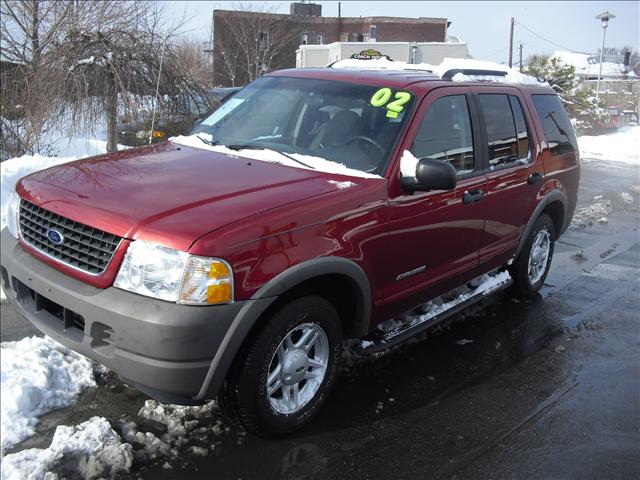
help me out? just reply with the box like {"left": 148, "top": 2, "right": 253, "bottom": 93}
{"left": 6, "top": 188, "right": 21, "bottom": 239}
{"left": 114, "top": 240, "right": 233, "bottom": 304}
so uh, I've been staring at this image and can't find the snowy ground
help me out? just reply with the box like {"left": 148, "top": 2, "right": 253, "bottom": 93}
{"left": 578, "top": 127, "right": 640, "bottom": 165}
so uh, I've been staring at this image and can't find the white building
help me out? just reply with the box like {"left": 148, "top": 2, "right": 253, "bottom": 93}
{"left": 296, "top": 41, "right": 469, "bottom": 68}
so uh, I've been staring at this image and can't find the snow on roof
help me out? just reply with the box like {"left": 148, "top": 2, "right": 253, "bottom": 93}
{"left": 551, "top": 51, "right": 634, "bottom": 78}
{"left": 331, "top": 57, "right": 543, "bottom": 86}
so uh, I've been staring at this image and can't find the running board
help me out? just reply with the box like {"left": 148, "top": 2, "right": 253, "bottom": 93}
{"left": 356, "top": 272, "right": 513, "bottom": 355}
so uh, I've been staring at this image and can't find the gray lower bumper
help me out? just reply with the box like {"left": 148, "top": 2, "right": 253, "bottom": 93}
{"left": 1, "top": 229, "right": 253, "bottom": 403}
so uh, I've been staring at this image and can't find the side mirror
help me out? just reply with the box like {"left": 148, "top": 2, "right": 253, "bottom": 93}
{"left": 401, "top": 158, "right": 457, "bottom": 192}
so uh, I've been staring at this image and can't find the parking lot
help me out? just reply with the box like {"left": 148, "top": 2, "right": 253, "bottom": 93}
{"left": 2, "top": 158, "right": 639, "bottom": 479}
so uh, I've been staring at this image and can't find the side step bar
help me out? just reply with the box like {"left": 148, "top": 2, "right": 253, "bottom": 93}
{"left": 356, "top": 272, "right": 513, "bottom": 355}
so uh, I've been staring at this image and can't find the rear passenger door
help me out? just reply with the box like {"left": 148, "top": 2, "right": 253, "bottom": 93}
{"left": 472, "top": 87, "right": 544, "bottom": 268}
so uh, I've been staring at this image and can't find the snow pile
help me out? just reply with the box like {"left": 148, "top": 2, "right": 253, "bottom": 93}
{"left": 1, "top": 154, "right": 81, "bottom": 231}
{"left": 331, "top": 57, "right": 542, "bottom": 85}
{"left": 570, "top": 198, "right": 614, "bottom": 230}
{"left": 0, "top": 336, "right": 97, "bottom": 453}
{"left": 400, "top": 149, "right": 419, "bottom": 177}
{"left": 1, "top": 417, "right": 133, "bottom": 480}
{"left": 169, "top": 134, "right": 381, "bottom": 179}
{"left": 119, "top": 399, "right": 227, "bottom": 464}
{"left": 328, "top": 180, "right": 356, "bottom": 189}
{"left": 578, "top": 126, "right": 640, "bottom": 164}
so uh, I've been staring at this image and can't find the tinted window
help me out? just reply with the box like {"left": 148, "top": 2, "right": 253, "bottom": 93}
{"left": 411, "top": 95, "right": 475, "bottom": 175}
{"left": 510, "top": 96, "right": 530, "bottom": 160}
{"left": 478, "top": 94, "right": 518, "bottom": 167}
{"left": 532, "top": 94, "right": 578, "bottom": 156}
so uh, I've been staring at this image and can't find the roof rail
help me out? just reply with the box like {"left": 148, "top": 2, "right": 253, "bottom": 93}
{"left": 441, "top": 68, "right": 508, "bottom": 80}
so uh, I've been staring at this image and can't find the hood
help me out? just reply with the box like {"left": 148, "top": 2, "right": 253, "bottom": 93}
{"left": 17, "top": 142, "right": 368, "bottom": 251}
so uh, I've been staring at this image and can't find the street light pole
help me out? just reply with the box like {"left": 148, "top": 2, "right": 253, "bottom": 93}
{"left": 595, "top": 10, "right": 615, "bottom": 103}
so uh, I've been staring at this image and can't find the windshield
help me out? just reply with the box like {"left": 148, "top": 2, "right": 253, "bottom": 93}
{"left": 189, "top": 76, "right": 414, "bottom": 176}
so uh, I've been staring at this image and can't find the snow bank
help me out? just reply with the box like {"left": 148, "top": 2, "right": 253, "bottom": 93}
{"left": 1, "top": 154, "right": 81, "bottom": 231}
{"left": 578, "top": 126, "right": 640, "bottom": 165}
{"left": 119, "top": 399, "right": 227, "bottom": 463}
{"left": 169, "top": 135, "right": 382, "bottom": 179}
{"left": 331, "top": 57, "right": 542, "bottom": 86}
{"left": 1, "top": 417, "right": 133, "bottom": 480}
{"left": 0, "top": 336, "right": 96, "bottom": 453}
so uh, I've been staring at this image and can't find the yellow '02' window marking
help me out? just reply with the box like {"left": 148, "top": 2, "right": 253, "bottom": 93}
{"left": 370, "top": 88, "right": 411, "bottom": 118}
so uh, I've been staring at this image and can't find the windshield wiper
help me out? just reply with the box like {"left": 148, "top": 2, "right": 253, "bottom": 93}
{"left": 224, "top": 143, "right": 259, "bottom": 151}
{"left": 196, "top": 134, "right": 219, "bottom": 147}
{"left": 273, "top": 150, "right": 315, "bottom": 169}
{"left": 225, "top": 144, "right": 315, "bottom": 169}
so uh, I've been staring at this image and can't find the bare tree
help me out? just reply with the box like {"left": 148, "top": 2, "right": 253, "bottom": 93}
{"left": 213, "top": 3, "right": 306, "bottom": 86}
{"left": 0, "top": 0, "right": 72, "bottom": 156}
{"left": 52, "top": 1, "right": 205, "bottom": 152}
{"left": 1, "top": 0, "right": 206, "bottom": 156}
{"left": 175, "top": 38, "right": 213, "bottom": 87}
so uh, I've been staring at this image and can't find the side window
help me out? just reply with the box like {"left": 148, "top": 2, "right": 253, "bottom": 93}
{"left": 478, "top": 94, "right": 518, "bottom": 167}
{"left": 532, "top": 94, "right": 578, "bottom": 156}
{"left": 509, "top": 95, "right": 531, "bottom": 161}
{"left": 410, "top": 95, "right": 475, "bottom": 176}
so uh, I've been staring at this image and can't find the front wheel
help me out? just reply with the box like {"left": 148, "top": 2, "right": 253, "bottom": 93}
{"left": 218, "top": 295, "right": 342, "bottom": 436}
{"left": 509, "top": 214, "right": 555, "bottom": 297}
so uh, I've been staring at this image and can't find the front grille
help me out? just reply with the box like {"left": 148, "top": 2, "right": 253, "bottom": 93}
{"left": 19, "top": 200, "right": 122, "bottom": 275}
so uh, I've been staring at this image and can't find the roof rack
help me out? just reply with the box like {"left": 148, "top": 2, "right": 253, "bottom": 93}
{"left": 441, "top": 68, "right": 508, "bottom": 81}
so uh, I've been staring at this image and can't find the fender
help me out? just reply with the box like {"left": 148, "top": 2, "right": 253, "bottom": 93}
{"left": 196, "top": 256, "right": 372, "bottom": 400}
{"left": 514, "top": 188, "right": 567, "bottom": 259}
{"left": 251, "top": 256, "right": 372, "bottom": 333}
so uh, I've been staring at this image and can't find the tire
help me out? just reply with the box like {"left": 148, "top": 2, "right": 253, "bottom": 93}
{"left": 509, "top": 213, "right": 555, "bottom": 298}
{"left": 218, "top": 295, "right": 342, "bottom": 437}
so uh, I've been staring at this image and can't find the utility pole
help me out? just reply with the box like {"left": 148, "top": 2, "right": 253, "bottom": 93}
{"left": 595, "top": 11, "right": 615, "bottom": 103}
{"left": 508, "top": 17, "right": 514, "bottom": 68}
{"left": 519, "top": 43, "right": 523, "bottom": 72}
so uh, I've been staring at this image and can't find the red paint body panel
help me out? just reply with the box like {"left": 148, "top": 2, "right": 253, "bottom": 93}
{"left": 14, "top": 68, "right": 579, "bottom": 333}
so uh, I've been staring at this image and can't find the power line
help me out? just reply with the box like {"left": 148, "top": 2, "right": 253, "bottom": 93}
{"left": 477, "top": 46, "right": 510, "bottom": 60}
{"left": 514, "top": 20, "right": 577, "bottom": 52}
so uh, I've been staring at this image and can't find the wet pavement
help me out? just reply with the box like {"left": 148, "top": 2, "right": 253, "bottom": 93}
{"left": 1, "top": 159, "right": 639, "bottom": 479}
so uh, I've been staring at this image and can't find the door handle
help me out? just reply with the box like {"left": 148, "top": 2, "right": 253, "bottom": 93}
{"left": 463, "top": 189, "right": 484, "bottom": 204}
{"left": 527, "top": 172, "right": 543, "bottom": 185}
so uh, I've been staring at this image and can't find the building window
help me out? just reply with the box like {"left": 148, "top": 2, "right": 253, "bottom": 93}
{"left": 316, "top": 34, "right": 323, "bottom": 45}
{"left": 340, "top": 33, "right": 349, "bottom": 42}
{"left": 259, "top": 31, "right": 268, "bottom": 48}
{"left": 369, "top": 25, "right": 377, "bottom": 40}
{"left": 301, "top": 34, "right": 308, "bottom": 45}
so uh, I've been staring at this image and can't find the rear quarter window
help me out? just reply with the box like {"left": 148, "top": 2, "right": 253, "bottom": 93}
{"left": 532, "top": 94, "right": 578, "bottom": 156}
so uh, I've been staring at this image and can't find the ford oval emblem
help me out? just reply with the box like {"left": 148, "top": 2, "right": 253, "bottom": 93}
{"left": 46, "top": 229, "right": 64, "bottom": 245}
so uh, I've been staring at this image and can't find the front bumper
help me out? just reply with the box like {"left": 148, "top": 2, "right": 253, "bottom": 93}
{"left": 0, "top": 228, "right": 244, "bottom": 404}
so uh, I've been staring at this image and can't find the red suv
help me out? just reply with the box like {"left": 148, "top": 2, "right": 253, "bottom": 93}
{"left": 1, "top": 66, "right": 579, "bottom": 436}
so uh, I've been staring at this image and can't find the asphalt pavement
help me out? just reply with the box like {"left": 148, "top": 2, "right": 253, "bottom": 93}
{"left": 1, "top": 158, "right": 639, "bottom": 479}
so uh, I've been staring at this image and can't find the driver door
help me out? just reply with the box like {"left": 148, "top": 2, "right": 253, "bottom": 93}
{"left": 381, "top": 87, "right": 489, "bottom": 317}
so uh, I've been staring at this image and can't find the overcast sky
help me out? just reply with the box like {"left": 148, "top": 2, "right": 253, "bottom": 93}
{"left": 169, "top": 1, "right": 639, "bottom": 63}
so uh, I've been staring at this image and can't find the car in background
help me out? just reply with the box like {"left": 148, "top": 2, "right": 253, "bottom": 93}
{"left": 118, "top": 87, "right": 240, "bottom": 146}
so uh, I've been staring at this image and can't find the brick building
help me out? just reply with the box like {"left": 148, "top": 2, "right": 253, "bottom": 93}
{"left": 212, "top": 3, "right": 449, "bottom": 86}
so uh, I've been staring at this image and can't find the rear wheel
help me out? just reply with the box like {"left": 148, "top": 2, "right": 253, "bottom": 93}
{"left": 219, "top": 295, "right": 342, "bottom": 436}
{"left": 509, "top": 214, "right": 555, "bottom": 297}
